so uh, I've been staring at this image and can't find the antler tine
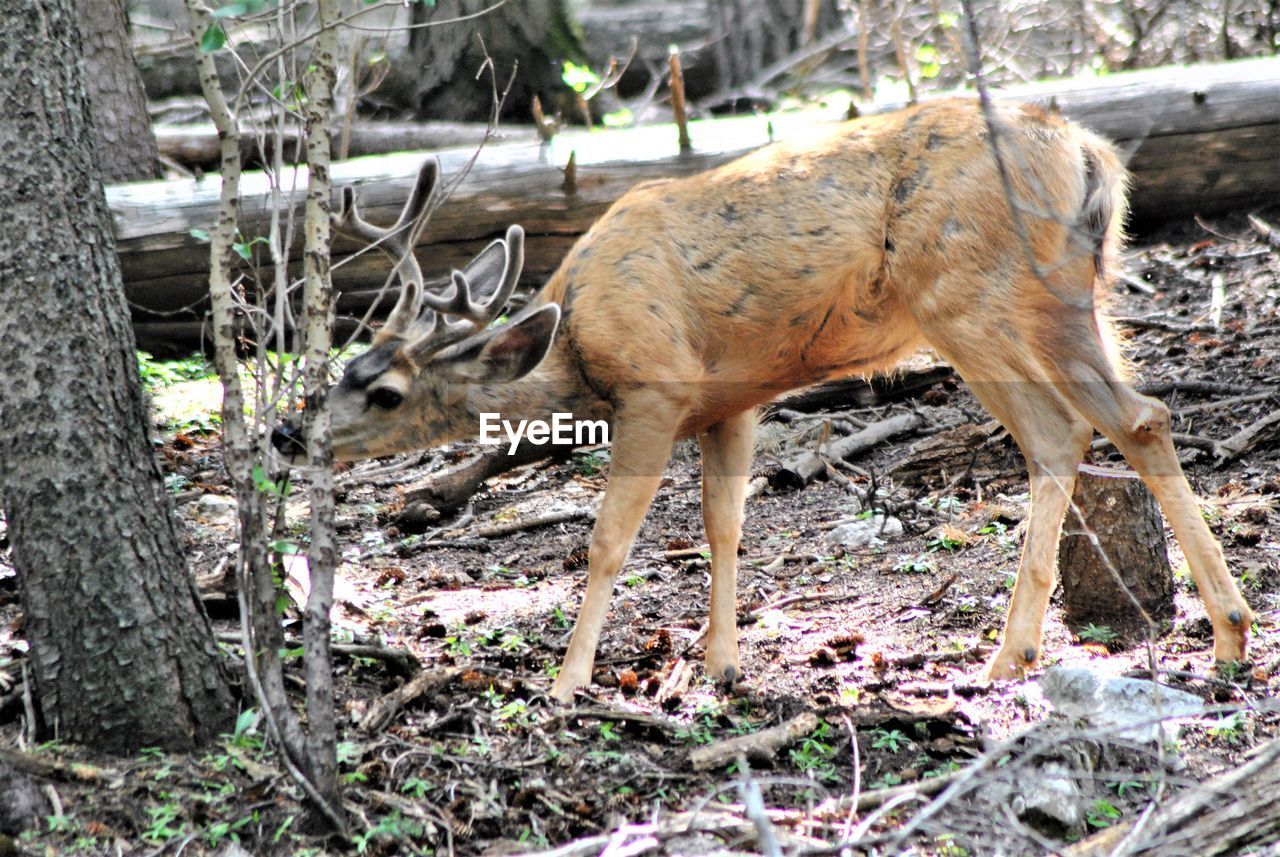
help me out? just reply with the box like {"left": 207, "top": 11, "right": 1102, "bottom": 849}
{"left": 420, "top": 225, "right": 525, "bottom": 328}
{"left": 333, "top": 160, "right": 441, "bottom": 342}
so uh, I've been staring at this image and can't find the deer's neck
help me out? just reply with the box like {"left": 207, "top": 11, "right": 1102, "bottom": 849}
{"left": 465, "top": 347, "right": 612, "bottom": 430}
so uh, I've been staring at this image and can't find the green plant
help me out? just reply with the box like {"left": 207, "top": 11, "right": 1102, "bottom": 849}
{"left": 205, "top": 814, "right": 255, "bottom": 847}
{"left": 790, "top": 720, "right": 839, "bottom": 783}
{"left": 142, "top": 803, "right": 185, "bottom": 843}
{"left": 1109, "top": 779, "right": 1146, "bottom": 798}
{"left": 44, "top": 815, "right": 74, "bottom": 834}
{"left": 1077, "top": 623, "right": 1119, "bottom": 644}
{"left": 573, "top": 451, "right": 609, "bottom": 476}
{"left": 445, "top": 624, "right": 473, "bottom": 657}
{"left": 352, "top": 812, "right": 424, "bottom": 855}
{"left": 870, "top": 728, "right": 909, "bottom": 752}
{"left": 225, "top": 708, "right": 263, "bottom": 751}
{"left": 599, "top": 721, "right": 622, "bottom": 742}
{"left": 1217, "top": 659, "right": 1250, "bottom": 683}
{"left": 1086, "top": 799, "right": 1122, "bottom": 828}
{"left": 894, "top": 556, "right": 936, "bottom": 574}
{"left": 933, "top": 833, "right": 969, "bottom": 856}
{"left": 1239, "top": 565, "right": 1265, "bottom": 591}
{"left": 927, "top": 534, "right": 964, "bottom": 552}
{"left": 1208, "top": 712, "right": 1246, "bottom": 745}
{"left": 401, "top": 777, "right": 433, "bottom": 798}
{"left": 136, "top": 351, "right": 214, "bottom": 392}
{"left": 675, "top": 721, "right": 714, "bottom": 745}
{"left": 872, "top": 771, "right": 903, "bottom": 789}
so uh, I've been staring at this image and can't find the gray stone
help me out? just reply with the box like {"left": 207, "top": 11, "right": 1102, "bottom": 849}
{"left": 1039, "top": 666, "right": 1205, "bottom": 743}
{"left": 824, "top": 515, "right": 903, "bottom": 548}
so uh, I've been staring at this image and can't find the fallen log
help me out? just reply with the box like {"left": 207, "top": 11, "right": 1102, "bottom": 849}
{"left": 1066, "top": 735, "right": 1280, "bottom": 857}
{"left": 155, "top": 121, "right": 540, "bottom": 173}
{"left": 689, "top": 710, "right": 818, "bottom": 771}
{"left": 111, "top": 57, "right": 1280, "bottom": 353}
{"left": 768, "top": 412, "right": 925, "bottom": 490}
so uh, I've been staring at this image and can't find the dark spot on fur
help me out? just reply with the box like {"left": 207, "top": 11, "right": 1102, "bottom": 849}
{"left": 719, "top": 202, "right": 739, "bottom": 223}
{"left": 649, "top": 303, "right": 663, "bottom": 317}
{"left": 796, "top": 267, "right": 815, "bottom": 278}
{"left": 560, "top": 283, "right": 577, "bottom": 324}
{"left": 694, "top": 250, "right": 725, "bottom": 273}
{"left": 721, "top": 283, "right": 761, "bottom": 317}
{"left": 807, "top": 226, "right": 831, "bottom": 237}
{"left": 926, "top": 130, "right": 945, "bottom": 150}
{"left": 884, "top": 236, "right": 895, "bottom": 253}
{"left": 789, "top": 313, "right": 808, "bottom": 327}
{"left": 802, "top": 306, "right": 835, "bottom": 352}
{"left": 1023, "top": 647, "right": 1037, "bottom": 664}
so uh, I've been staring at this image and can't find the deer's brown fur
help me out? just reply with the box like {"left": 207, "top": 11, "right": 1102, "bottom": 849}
{"left": 278, "top": 98, "right": 1253, "bottom": 702}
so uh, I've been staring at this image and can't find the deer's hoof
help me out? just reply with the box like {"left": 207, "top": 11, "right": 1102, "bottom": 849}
{"left": 984, "top": 646, "right": 1035, "bottom": 681}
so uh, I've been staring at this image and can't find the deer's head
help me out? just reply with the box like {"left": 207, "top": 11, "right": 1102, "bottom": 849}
{"left": 272, "top": 160, "right": 561, "bottom": 464}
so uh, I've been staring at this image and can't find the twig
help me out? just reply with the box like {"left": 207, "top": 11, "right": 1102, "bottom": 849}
{"left": 360, "top": 667, "right": 462, "bottom": 732}
{"left": 0, "top": 748, "right": 113, "bottom": 784}
{"left": 1174, "top": 391, "right": 1275, "bottom": 416}
{"left": 475, "top": 506, "right": 594, "bottom": 538}
{"left": 1215, "top": 408, "right": 1280, "bottom": 462}
{"left": 669, "top": 47, "right": 691, "bottom": 151}
{"left": 737, "top": 755, "right": 782, "bottom": 857}
{"left": 1248, "top": 214, "right": 1280, "bottom": 248}
{"left": 690, "top": 711, "right": 819, "bottom": 771}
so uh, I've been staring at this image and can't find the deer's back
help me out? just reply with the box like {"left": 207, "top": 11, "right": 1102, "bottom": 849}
{"left": 541, "top": 98, "right": 1122, "bottom": 431}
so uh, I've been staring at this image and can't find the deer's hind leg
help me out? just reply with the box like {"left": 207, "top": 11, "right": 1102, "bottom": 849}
{"left": 945, "top": 372, "right": 1094, "bottom": 679}
{"left": 698, "top": 408, "right": 757, "bottom": 685}
{"left": 1041, "top": 322, "right": 1254, "bottom": 664}
{"left": 915, "top": 292, "right": 1098, "bottom": 678}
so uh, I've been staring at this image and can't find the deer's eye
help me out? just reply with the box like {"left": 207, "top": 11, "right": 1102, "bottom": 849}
{"left": 367, "top": 387, "right": 404, "bottom": 410}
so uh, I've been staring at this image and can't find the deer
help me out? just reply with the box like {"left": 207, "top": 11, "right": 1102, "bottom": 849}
{"left": 274, "top": 97, "right": 1254, "bottom": 703}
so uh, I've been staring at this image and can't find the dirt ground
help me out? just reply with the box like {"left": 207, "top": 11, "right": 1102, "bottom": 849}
{"left": 1, "top": 206, "right": 1278, "bottom": 855}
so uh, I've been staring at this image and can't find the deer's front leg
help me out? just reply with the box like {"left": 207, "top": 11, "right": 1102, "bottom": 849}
{"left": 550, "top": 397, "right": 680, "bottom": 702}
{"left": 699, "top": 409, "right": 756, "bottom": 685}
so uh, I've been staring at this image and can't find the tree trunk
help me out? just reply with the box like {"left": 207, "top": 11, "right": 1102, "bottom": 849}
{"left": 77, "top": 0, "right": 161, "bottom": 182}
{"left": 0, "top": 0, "right": 235, "bottom": 752}
{"left": 405, "top": 0, "right": 588, "bottom": 122}
{"left": 1057, "top": 465, "right": 1175, "bottom": 642}
{"left": 707, "top": 0, "right": 846, "bottom": 99}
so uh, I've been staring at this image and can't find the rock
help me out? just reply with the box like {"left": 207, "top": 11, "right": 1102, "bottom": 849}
{"left": 195, "top": 493, "right": 238, "bottom": 524}
{"left": 1039, "top": 666, "right": 1205, "bottom": 743}
{"left": 0, "top": 760, "right": 46, "bottom": 835}
{"left": 824, "top": 515, "right": 903, "bottom": 548}
{"left": 1010, "top": 760, "right": 1085, "bottom": 836}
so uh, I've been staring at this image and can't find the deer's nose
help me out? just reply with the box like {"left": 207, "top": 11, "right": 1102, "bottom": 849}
{"left": 271, "top": 421, "right": 307, "bottom": 461}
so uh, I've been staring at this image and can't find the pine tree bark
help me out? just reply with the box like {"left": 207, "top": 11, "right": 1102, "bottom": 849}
{"left": 0, "top": 0, "right": 234, "bottom": 752}
{"left": 77, "top": 0, "right": 161, "bottom": 182}
{"left": 405, "top": 0, "right": 588, "bottom": 121}
{"left": 1057, "top": 465, "right": 1175, "bottom": 641}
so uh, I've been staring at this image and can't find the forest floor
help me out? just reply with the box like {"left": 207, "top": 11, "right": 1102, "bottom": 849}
{"left": 1, "top": 207, "right": 1278, "bottom": 855}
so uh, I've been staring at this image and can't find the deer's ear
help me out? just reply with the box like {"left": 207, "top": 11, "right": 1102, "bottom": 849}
{"left": 432, "top": 304, "right": 560, "bottom": 384}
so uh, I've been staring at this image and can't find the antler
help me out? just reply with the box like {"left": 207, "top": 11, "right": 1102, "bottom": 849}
{"left": 409, "top": 224, "right": 525, "bottom": 359}
{"left": 333, "top": 158, "right": 526, "bottom": 356}
{"left": 332, "top": 159, "right": 439, "bottom": 342}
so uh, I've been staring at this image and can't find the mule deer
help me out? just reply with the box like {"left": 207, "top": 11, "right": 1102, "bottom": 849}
{"left": 275, "top": 98, "right": 1253, "bottom": 702}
